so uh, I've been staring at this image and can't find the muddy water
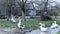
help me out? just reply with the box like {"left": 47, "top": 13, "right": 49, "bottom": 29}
{"left": 26, "top": 26, "right": 60, "bottom": 34}
{"left": 26, "top": 29, "right": 47, "bottom": 34}
{"left": 0, "top": 26, "right": 60, "bottom": 34}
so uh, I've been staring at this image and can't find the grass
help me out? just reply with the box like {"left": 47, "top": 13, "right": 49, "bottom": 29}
{"left": 0, "top": 20, "right": 18, "bottom": 28}
{"left": 57, "top": 31, "right": 60, "bottom": 34}
{"left": 0, "top": 19, "right": 60, "bottom": 29}
{"left": 22, "top": 20, "right": 53, "bottom": 29}
{"left": 0, "top": 19, "right": 53, "bottom": 29}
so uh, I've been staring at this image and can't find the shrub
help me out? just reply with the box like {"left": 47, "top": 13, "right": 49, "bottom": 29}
{"left": 1, "top": 16, "right": 7, "bottom": 19}
{"left": 49, "top": 9, "right": 59, "bottom": 16}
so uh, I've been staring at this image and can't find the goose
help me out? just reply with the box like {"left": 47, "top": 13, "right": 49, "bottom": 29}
{"left": 11, "top": 16, "right": 16, "bottom": 23}
{"left": 39, "top": 23, "right": 47, "bottom": 32}
{"left": 50, "top": 21, "right": 58, "bottom": 29}
{"left": 18, "top": 19, "right": 25, "bottom": 30}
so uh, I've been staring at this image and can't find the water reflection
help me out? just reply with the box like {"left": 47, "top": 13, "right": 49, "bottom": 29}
{"left": 26, "top": 29, "right": 40, "bottom": 34}
{"left": 47, "top": 28, "right": 59, "bottom": 34}
{"left": 26, "top": 26, "right": 60, "bottom": 34}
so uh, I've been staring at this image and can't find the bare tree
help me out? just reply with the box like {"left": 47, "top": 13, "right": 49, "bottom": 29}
{"left": 17, "top": 0, "right": 28, "bottom": 21}
{"left": 32, "top": 0, "right": 57, "bottom": 20}
{"left": 5, "top": 0, "right": 15, "bottom": 21}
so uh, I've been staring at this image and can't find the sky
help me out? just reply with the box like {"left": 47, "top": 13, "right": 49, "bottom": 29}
{"left": 48, "top": 0, "right": 60, "bottom": 6}
{"left": 53, "top": 0, "right": 60, "bottom": 2}
{"left": 46, "top": 0, "right": 60, "bottom": 5}
{"left": 30, "top": 0, "right": 60, "bottom": 6}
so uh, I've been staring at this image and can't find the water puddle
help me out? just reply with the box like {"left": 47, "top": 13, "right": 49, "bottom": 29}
{"left": 26, "top": 26, "right": 60, "bottom": 34}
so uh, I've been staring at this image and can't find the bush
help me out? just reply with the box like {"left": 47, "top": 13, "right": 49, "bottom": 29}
{"left": 49, "top": 10, "right": 59, "bottom": 16}
{"left": 0, "top": 15, "right": 7, "bottom": 19}
{"left": 41, "top": 15, "right": 52, "bottom": 21}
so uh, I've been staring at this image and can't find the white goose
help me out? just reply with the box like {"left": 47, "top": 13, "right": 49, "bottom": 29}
{"left": 18, "top": 19, "right": 25, "bottom": 30}
{"left": 50, "top": 21, "right": 58, "bottom": 29}
{"left": 11, "top": 16, "right": 16, "bottom": 23}
{"left": 11, "top": 14, "right": 16, "bottom": 22}
{"left": 39, "top": 23, "right": 47, "bottom": 32}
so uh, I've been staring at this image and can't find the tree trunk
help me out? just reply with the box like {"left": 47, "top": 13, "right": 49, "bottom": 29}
{"left": 22, "top": 11, "right": 26, "bottom": 21}
{"left": 7, "top": 10, "right": 11, "bottom": 21}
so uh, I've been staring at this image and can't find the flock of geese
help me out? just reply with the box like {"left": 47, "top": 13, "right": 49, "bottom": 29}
{"left": 39, "top": 21, "right": 58, "bottom": 32}
{"left": 10, "top": 17, "right": 59, "bottom": 31}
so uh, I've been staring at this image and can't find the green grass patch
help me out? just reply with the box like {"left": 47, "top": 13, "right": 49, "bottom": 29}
{"left": 22, "top": 20, "right": 54, "bottom": 29}
{"left": 57, "top": 31, "right": 60, "bottom": 34}
{"left": 0, "top": 19, "right": 60, "bottom": 29}
{"left": 0, "top": 20, "right": 18, "bottom": 28}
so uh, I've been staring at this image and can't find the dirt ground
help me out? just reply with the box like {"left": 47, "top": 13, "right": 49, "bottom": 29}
{"left": 0, "top": 28, "right": 22, "bottom": 34}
